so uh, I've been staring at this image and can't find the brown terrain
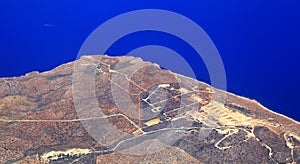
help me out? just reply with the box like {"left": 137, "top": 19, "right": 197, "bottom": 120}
{"left": 0, "top": 55, "right": 299, "bottom": 163}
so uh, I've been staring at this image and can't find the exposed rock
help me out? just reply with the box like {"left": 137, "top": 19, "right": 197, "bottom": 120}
{"left": 0, "top": 55, "right": 299, "bottom": 163}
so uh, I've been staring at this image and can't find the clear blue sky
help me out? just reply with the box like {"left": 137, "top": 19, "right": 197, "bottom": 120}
{"left": 1, "top": 1, "right": 300, "bottom": 121}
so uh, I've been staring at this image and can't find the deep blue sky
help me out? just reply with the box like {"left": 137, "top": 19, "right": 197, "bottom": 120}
{"left": 0, "top": 1, "right": 299, "bottom": 121}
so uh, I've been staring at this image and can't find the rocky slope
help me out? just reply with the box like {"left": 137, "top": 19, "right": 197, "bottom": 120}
{"left": 0, "top": 55, "right": 299, "bottom": 163}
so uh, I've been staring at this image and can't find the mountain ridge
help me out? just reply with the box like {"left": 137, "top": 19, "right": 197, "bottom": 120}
{"left": 0, "top": 55, "right": 299, "bottom": 163}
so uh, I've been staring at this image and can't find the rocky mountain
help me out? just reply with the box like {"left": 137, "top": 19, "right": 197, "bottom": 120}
{"left": 0, "top": 55, "right": 299, "bottom": 163}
